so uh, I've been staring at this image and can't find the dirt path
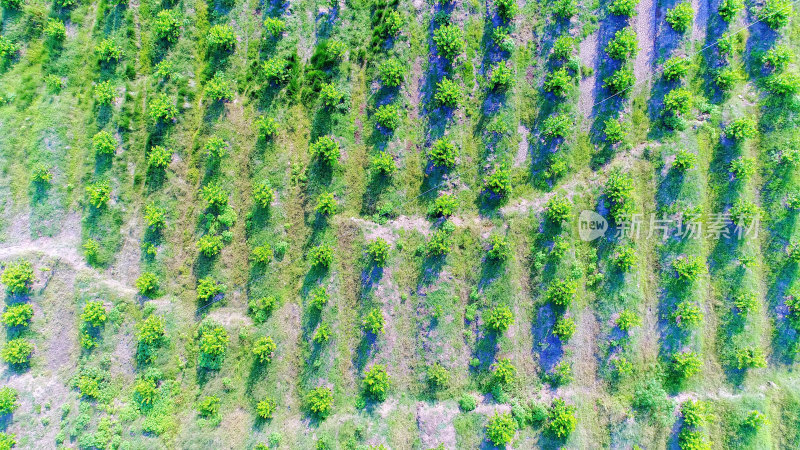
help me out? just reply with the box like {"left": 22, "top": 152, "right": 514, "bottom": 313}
{"left": 633, "top": 0, "right": 657, "bottom": 86}
{"left": 578, "top": 30, "right": 600, "bottom": 118}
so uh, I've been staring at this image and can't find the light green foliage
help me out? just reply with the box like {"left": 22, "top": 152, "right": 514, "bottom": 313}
{"left": 264, "top": 17, "right": 286, "bottom": 38}
{"left": 666, "top": 2, "right": 693, "bottom": 32}
{"left": 0, "top": 0, "right": 21, "bottom": 9}
{"left": 148, "top": 145, "right": 172, "bottom": 169}
{"left": 93, "top": 131, "right": 116, "bottom": 156}
{"left": 545, "top": 195, "right": 572, "bottom": 223}
{"left": 197, "top": 234, "right": 223, "bottom": 257}
{"left": 256, "top": 116, "right": 277, "bottom": 138}
{"left": 309, "top": 244, "right": 333, "bottom": 267}
{"left": 546, "top": 398, "right": 577, "bottom": 439}
{"left": 253, "top": 183, "right": 274, "bottom": 209}
{"left": 1, "top": 339, "right": 32, "bottom": 365}
{"left": 205, "top": 74, "right": 233, "bottom": 102}
{"left": 198, "top": 396, "right": 220, "bottom": 417}
{"left": 613, "top": 245, "right": 637, "bottom": 270}
{"left": 492, "top": 358, "right": 516, "bottom": 385}
{"left": 727, "top": 118, "right": 757, "bottom": 141}
{"left": 197, "top": 321, "right": 229, "bottom": 369}
{"left": 379, "top": 59, "right": 405, "bottom": 87}
{"left": 309, "top": 286, "right": 329, "bottom": 310}
{"left": 765, "top": 71, "right": 800, "bottom": 95}
{"left": 0, "top": 387, "right": 18, "bottom": 415}
{"left": 487, "top": 234, "right": 511, "bottom": 261}
{"left": 426, "top": 225, "right": 454, "bottom": 256}
{"left": 672, "top": 351, "right": 702, "bottom": 379}
{"left": 714, "top": 66, "right": 738, "bottom": 91}
{"left": 431, "top": 193, "right": 457, "bottom": 217}
{"left": 366, "top": 238, "right": 390, "bottom": 266}
{"left": 673, "top": 150, "right": 697, "bottom": 170}
{"left": 251, "top": 244, "right": 273, "bottom": 265}
{"left": 94, "top": 81, "right": 115, "bottom": 105}
{"left": 95, "top": 39, "right": 122, "bottom": 62}
{"left": 663, "top": 56, "right": 690, "bottom": 80}
{"left": 319, "top": 82, "right": 343, "bottom": 108}
{"left": 459, "top": 393, "right": 478, "bottom": 411}
{"left": 730, "top": 157, "right": 756, "bottom": 180}
{"left": 82, "top": 301, "right": 107, "bottom": 327}
{"left": 248, "top": 296, "right": 276, "bottom": 323}
{"left": 742, "top": 410, "right": 768, "bottom": 430}
{"left": 310, "top": 136, "right": 340, "bottom": 165}
{"left": 672, "top": 301, "right": 703, "bottom": 328}
{"left": 434, "top": 78, "right": 462, "bottom": 107}
{"left": 31, "top": 163, "right": 52, "bottom": 183}
{"left": 201, "top": 183, "right": 228, "bottom": 210}
{"left": 664, "top": 87, "right": 692, "bottom": 115}
{"left": 374, "top": 103, "right": 401, "bottom": 130}
{"left": 155, "top": 9, "right": 181, "bottom": 43}
{"left": 427, "top": 363, "right": 450, "bottom": 389}
{"left": 137, "top": 315, "right": 166, "bottom": 352}
{"left": 256, "top": 398, "right": 276, "bottom": 419}
{"left": 44, "top": 18, "right": 66, "bottom": 42}
{"left": 1, "top": 304, "right": 32, "bottom": 327}
{"left": 734, "top": 291, "right": 758, "bottom": 314}
{"left": 762, "top": 45, "right": 792, "bottom": 70}
{"left": 606, "top": 170, "right": 634, "bottom": 223}
{"left": 553, "top": 316, "right": 576, "bottom": 340}
{"left": 608, "top": 0, "right": 638, "bottom": 16}
{"left": 1, "top": 261, "right": 34, "bottom": 294}
{"left": 371, "top": 151, "right": 396, "bottom": 175}
{"left": 196, "top": 276, "right": 224, "bottom": 302}
{"left": 484, "top": 305, "right": 514, "bottom": 332}
{"left": 384, "top": 10, "right": 403, "bottom": 36}
{"left": 144, "top": 203, "right": 166, "bottom": 229}
{"left": 551, "top": 35, "right": 574, "bottom": 60}
{"left": 759, "top": 0, "right": 792, "bottom": 29}
{"left": 148, "top": 94, "right": 178, "bottom": 123}
{"left": 735, "top": 346, "right": 767, "bottom": 369}
{"left": 134, "top": 377, "right": 158, "bottom": 408}
{"left": 315, "top": 192, "right": 337, "bottom": 215}
{"left": 617, "top": 309, "right": 640, "bottom": 331}
{"left": 207, "top": 25, "right": 236, "bottom": 53}
{"left": 363, "top": 308, "right": 385, "bottom": 335}
{"left": 730, "top": 198, "right": 761, "bottom": 224}
{"left": 488, "top": 61, "right": 514, "bottom": 90}
{"left": 86, "top": 181, "right": 111, "bottom": 208}
{"left": 0, "top": 37, "right": 18, "bottom": 62}
{"left": 433, "top": 24, "right": 464, "bottom": 60}
{"left": 263, "top": 57, "right": 289, "bottom": 83}
{"left": 603, "top": 67, "right": 635, "bottom": 93}
{"left": 429, "top": 138, "right": 458, "bottom": 168}
{"left": 484, "top": 167, "right": 512, "bottom": 198}
{"left": 313, "top": 324, "right": 331, "bottom": 344}
{"left": 546, "top": 279, "right": 577, "bottom": 307}
{"left": 605, "top": 27, "right": 638, "bottom": 60}
{"left": 362, "top": 364, "right": 390, "bottom": 401}
{"left": 542, "top": 114, "right": 572, "bottom": 139}
{"left": 253, "top": 336, "right": 277, "bottom": 364}
{"left": 492, "top": 27, "right": 515, "bottom": 53}
{"left": 718, "top": 0, "right": 743, "bottom": 21}
{"left": 604, "top": 117, "right": 628, "bottom": 143}
{"left": 553, "top": 0, "right": 577, "bottom": 18}
{"left": 306, "top": 387, "right": 333, "bottom": 418}
{"left": 544, "top": 68, "right": 573, "bottom": 97}
{"left": 673, "top": 255, "right": 703, "bottom": 281}
{"left": 486, "top": 412, "right": 516, "bottom": 446}
{"left": 136, "top": 272, "right": 158, "bottom": 295}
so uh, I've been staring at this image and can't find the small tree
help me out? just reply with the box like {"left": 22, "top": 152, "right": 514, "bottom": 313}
{"left": 136, "top": 272, "right": 158, "bottom": 296}
{"left": 0, "top": 387, "right": 18, "bottom": 415}
{"left": 672, "top": 350, "right": 702, "bottom": 380}
{"left": 671, "top": 301, "right": 703, "bottom": 328}
{"left": 374, "top": 103, "right": 401, "bottom": 130}
{"left": 664, "top": 87, "right": 693, "bottom": 116}
{"left": 429, "top": 138, "right": 458, "bottom": 169}
{"left": 616, "top": 309, "right": 641, "bottom": 331}
{"left": 545, "top": 195, "right": 572, "bottom": 223}
{"left": 488, "top": 61, "right": 514, "bottom": 91}
{"left": 604, "top": 117, "right": 628, "bottom": 143}
{"left": 491, "top": 358, "right": 517, "bottom": 385}
{"left": 605, "top": 27, "right": 638, "bottom": 60}
{"left": 726, "top": 118, "right": 757, "bottom": 140}
{"left": 546, "top": 398, "right": 577, "bottom": 439}
{"left": 197, "top": 234, "right": 223, "bottom": 257}
{"left": 196, "top": 276, "right": 224, "bottom": 303}
{"left": 608, "top": 0, "right": 638, "bottom": 16}
{"left": 434, "top": 78, "right": 462, "bottom": 108}
{"left": 663, "top": 56, "right": 690, "bottom": 81}
{"left": 431, "top": 193, "right": 457, "bottom": 217}
{"left": 148, "top": 94, "right": 178, "bottom": 123}
{"left": 366, "top": 238, "right": 390, "bottom": 267}
{"left": 197, "top": 321, "right": 228, "bottom": 369}
{"left": 1, "top": 339, "right": 32, "bottom": 365}
{"left": 205, "top": 74, "right": 233, "bottom": 102}
{"left": 309, "top": 244, "right": 333, "bottom": 268}
{"left": 154, "top": 9, "right": 181, "bottom": 43}
{"left": 310, "top": 136, "right": 340, "bottom": 166}
{"left": 718, "top": 0, "right": 743, "bottom": 21}
{"left": 256, "top": 398, "right": 276, "bottom": 420}
{"left": 207, "top": 24, "right": 236, "bottom": 54}
{"left": 134, "top": 377, "right": 158, "bottom": 408}
{"left": 253, "top": 336, "right": 277, "bottom": 364}
{"left": 315, "top": 192, "right": 337, "bottom": 216}
{"left": 137, "top": 315, "right": 166, "bottom": 363}
{"left": 484, "top": 305, "right": 514, "bottom": 332}
{"left": 433, "top": 24, "right": 464, "bottom": 61}
{"left": 363, "top": 308, "right": 385, "bottom": 335}
{"left": 31, "top": 164, "right": 52, "bottom": 184}
{"left": 603, "top": 67, "right": 635, "bottom": 94}
{"left": 759, "top": 0, "right": 792, "bottom": 29}
{"left": 319, "top": 82, "right": 343, "bottom": 108}
{"left": 371, "top": 151, "right": 396, "bottom": 176}
{"left": 553, "top": 316, "right": 576, "bottom": 340}
{"left": 673, "top": 255, "right": 703, "bottom": 281}
{"left": 673, "top": 150, "right": 697, "bottom": 171}
{"left": 484, "top": 167, "right": 512, "bottom": 198}
{"left": 44, "top": 19, "right": 67, "bottom": 43}
{"left": 426, "top": 227, "right": 453, "bottom": 256}
{"left": 427, "top": 363, "right": 450, "bottom": 389}
{"left": 486, "top": 412, "right": 517, "bottom": 446}
{"left": 551, "top": 35, "right": 574, "bottom": 60}
{"left": 495, "top": 0, "right": 517, "bottom": 21}
{"left": 553, "top": 0, "right": 577, "bottom": 18}
{"left": 306, "top": 387, "right": 333, "bottom": 419}
{"left": 148, "top": 145, "right": 172, "bottom": 169}
{"left": 1, "top": 304, "right": 33, "bottom": 327}
{"left": 253, "top": 183, "right": 274, "bottom": 209}
{"left": 488, "top": 234, "right": 511, "bottom": 261}
{"left": 666, "top": 2, "right": 694, "bottom": 33}
{"left": 379, "top": 59, "right": 405, "bottom": 87}
{"left": 544, "top": 68, "right": 573, "bottom": 97}
{"left": 95, "top": 39, "right": 122, "bottom": 63}
{"left": 735, "top": 346, "right": 767, "bottom": 369}
{"left": 251, "top": 244, "right": 273, "bottom": 265}
{"left": 545, "top": 279, "right": 577, "bottom": 308}
{"left": 198, "top": 396, "right": 220, "bottom": 417}
{"left": 263, "top": 17, "right": 286, "bottom": 38}
{"left": 1, "top": 261, "right": 34, "bottom": 294}
{"left": 542, "top": 114, "right": 572, "bottom": 139}
{"left": 94, "top": 81, "right": 115, "bottom": 105}
{"left": 362, "top": 364, "right": 390, "bottom": 401}
{"left": 256, "top": 116, "right": 278, "bottom": 139}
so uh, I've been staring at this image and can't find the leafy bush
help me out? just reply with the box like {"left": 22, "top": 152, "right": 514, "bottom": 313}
{"left": 742, "top": 410, "right": 768, "bottom": 430}
{"left": 363, "top": 308, "right": 385, "bottom": 335}
{"left": 384, "top": 10, "right": 403, "bottom": 36}
{"left": 495, "top": 0, "right": 517, "bottom": 20}
{"left": 604, "top": 117, "right": 628, "bottom": 143}
{"left": 205, "top": 74, "right": 233, "bottom": 102}
{"left": 309, "top": 286, "right": 329, "bottom": 310}
{"left": 546, "top": 398, "right": 577, "bottom": 439}
{"left": 544, "top": 68, "right": 573, "bottom": 97}
{"left": 319, "top": 82, "right": 343, "bottom": 108}
{"left": 672, "top": 301, "right": 703, "bottom": 328}
{"left": 664, "top": 87, "right": 692, "bottom": 116}
{"left": 313, "top": 324, "right": 331, "bottom": 344}
{"left": 1, "top": 304, "right": 32, "bottom": 327}
{"left": 546, "top": 195, "right": 572, "bottom": 223}
{"left": 714, "top": 66, "right": 738, "bottom": 91}
{"left": 606, "top": 170, "right": 634, "bottom": 223}
{"left": 492, "top": 27, "right": 515, "bottom": 53}
{"left": 730, "top": 156, "right": 755, "bottom": 180}
{"left": 256, "top": 116, "right": 277, "bottom": 139}
{"left": 765, "top": 72, "right": 800, "bottom": 96}
{"left": 306, "top": 387, "right": 333, "bottom": 418}
{"left": 82, "top": 301, "right": 107, "bottom": 327}
{"left": 154, "top": 9, "right": 181, "bottom": 43}
{"left": 248, "top": 296, "right": 276, "bottom": 323}
{"left": 735, "top": 346, "right": 767, "bottom": 369}
{"left": 94, "top": 81, "right": 115, "bottom": 105}
{"left": 673, "top": 255, "right": 703, "bottom": 281}
{"left": 542, "top": 114, "right": 572, "bottom": 139}
{"left": 95, "top": 39, "right": 122, "bottom": 62}
{"left": 136, "top": 272, "right": 158, "bottom": 296}
{"left": 44, "top": 18, "right": 67, "bottom": 42}
{"left": 426, "top": 225, "right": 453, "bottom": 256}
{"left": 251, "top": 244, "right": 273, "bottom": 265}
{"left": 486, "top": 412, "right": 516, "bottom": 446}
{"left": 0, "top": 387, "right": 17, "bottom": 415}
{"left": 366, "top": 238, "right": 390, "bottom": 267}
{"left": 1, "top": 339, "right": 32, "bottom": 365}
{"left": 263, "top": 17, "right": 286, "bottom": 38}
{"left": 309, "top": 244, "right": 333, "bottom": 268}
{"left": 371, "top": 151, "right": 396, "bottom": 175}
{"left": 608, "top": 0, "right": 638, "bottom": 16}
{"left": 484, "top": 167, "right": 512, "bottom": 198}
{"left": 0, "top": 0, "right": 21, "bottom": 9}
{"left": 148, "top": 94, "right": 178, "bottom": 123}
{"left": 614, "top": 310, "right": 640, "bottom": 332}
{"left": 459, "top": 393, "right": 478, "bottom": 411}
{"left": 605, "top": 27, "right": 638, "bottom": 60}
{"left": 2, "top": 261, "right": 33, "bottom": 294}
{"left": 429, "top": 138, "right": 458, "bottom": 168}
{"left": 263, "top": 57, "right": 289, "bottom": 84}
{"left": 374, "top": 103, "right": 401, "bottom": 130}
{"left": 379, "top": 59, "right": 405, "bottom": 87}
{"left": 207, "top": 24, "right": 236, "bottom": 54}
{"left": 484, "top": 305, "right": 514, "bottom": 332}
{"left": 196, "top": 276, "right": 224, "bottom": 303}
{"left": 431, "top": 193, "right": 457, "bottom": 217}
{"left": 433, "top": 24, "right": 464, "bottom": 61}
{"left": 733, "top": 291, "right": 758, "bottom": 314}
{"left": 613, "top": 245, "right": 636, "bottom": 270}
{"left": 148, "top": 145, "right": 172, "bottom": 169}
{"left": 545, "top": 279, "right": 577, "bottom": 308}
{"left": 86, "top": 181, "right": 111, "bottom": 208}
{"left": 197, "top": 234, "right": 223, "bottom": 257}
{"left": 666, "top": 2, "right": 693, "bottom": 32}
{"left": 201, "top": 183, "right": 228, "bottom": 210}
{"left": 137, "top": 315, "right": 166, "bottom": 361}
{"left": 553, "top": 0, "right": 577, "bottom": 18}
{"left": 253, "top": 336, "right": 276, "bottom": 364}
{"left": 488, "top": 61, "right": 514, "bottom": 90}
{"left": 93, "top": 130, "right": 116, "bottom": 157}
{"left": 491, "top": 358, "right": 517, "bottom": 385}
{"left": 31, "top": 163, "right": 52, "bottom": 184}
{"left": 256, "top": 398, "right": 276, "bottom": 420}
{"left": 603, "top": 67, "right": 635, "bottom": 94}
{"left": 362, "top": 364, "right": 390, "bottom": 401}
{"left": 427, "top": 363, "right": 450, "bottom": 389}
{"left": 310, "top": 136, "right": 340, "bottom": 165}
{"left": 730, "top": 198, "right": 761, "bottom": 225}
{"left": 718, "top": 0, "right": 743, "bottom": 21}
{"left": 759, "top": 0, "right": 792, "bottom": 29}
{"left": 252, "top": 182, "right": 275, "bottom": 209}
{"left": 434, "top": 78, "right": 462, "bottom": 108}
{"left": 197, "top": 321, "right": 228, "bottom": 369}
{"left": 488, "top": 234, "right": 511, "bottom": 261}
{"left": 0, "top": 37, "right": 18, "bottom": 62}
{"left": 553, "top": 316, "right": 576, "bottom": 340}
{"left": 663, "top": 56, "right": 690, "bottom": 81}
{"left": 134, "top": 377, "right": 158, "bottom": 408}
{"left": 672, "top": 351, "right": 702, "bottom": 379}
{"left": 315, "top": 192, "right": 337, "bottom": 216}
{"left": 673, "top": 150, "right": 696, "bottom": 171}
{"left": 198, "top": 396, "right": 220, "bottom": 417}
{"left": 725, "top": 118, "right": 757, "bottom": 142}
{"left": 551, "top": 35, "right": 574, "bottom": 60}
{"left": 762, "top": 45, "right": 791, "bottom": 70}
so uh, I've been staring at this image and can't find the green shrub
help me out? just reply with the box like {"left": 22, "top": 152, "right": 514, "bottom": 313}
{"left": 310, "top": 136, "right": 340, "bottom": 165}
{"left": 491, "top": 358, "right": 517, "bottom": 385}
{"left": 256, "top": 398, "right": 276, "bottom": 420}
{"left": 154, "top": 9, "right": 181, "bottom": 43}
{"left": 673, "top": 150, "right": 697, "bottom": 170}
{"left": 379, "top": 58, "right": 405, "bottom": 87}
{"left": 137, "top": 315, "right": 166, "bottom": 355}
{"left": 148, "top": 94, "right": 178, "bottom": 123}
{"left": 31, "top": 163, "right": 52, "bottom": 184}
{"left": 545, "top": 195, "right": 572, "bottom": 223}
{"left": 251, "top": 244, "right": 273, "bottom": 265}
{"left": 673, "top": 255, "right": 703, "bottom": 281}
{"left": 603, "top": 66, "right": 635, "bottom": 93}
{"left": 371, "top": 151, "right": 396, "bottom": 175}
{"left": 551, "top": 35, "right": 574, "bottom": 60}
{"left": 197, "top": 321, "right": 228, "bottom": 369}
{"left": 495, "top": 0, "right": 517, "bottom": 20}
{"left": 608, "top": 0, "right": 638, "bottom": 16}
{"left": 198, "top": 396, "right": 220, "bottom": 417}
{"left": 44, "top": 18, "right": 66, "bottom": 42}
{"left": 1, "top": 262, "right": 33, "bottom": 294}
{"left": 735, "top": 346, "right": 767, "bottom": 369}
{"left": 315, "top": 192, "right": 337, "bottom": 216}
{"left": 730, "top": 198, "right": 761, "bottom": 225}
{"left": 762, "top": 45, "right": 791, "bottom": 71}
{"left": 546, "top": 398, "right": 576, "bottom": 439}
{"left": 263, "top": 57, "right": 288, "bottom": 84}
{"left": 545, "top": 279, "right": 577, "bottom": 307}
{"left": 93, "top": 130, "right": 116, "bottom": 156}
{"left": 718, "top": 0, "right": 743, "bottom": 21}
{"left": 426, "top": 226, "right": 453, "bottom": 256}
{"left": 664, "top": 87, "right": 692, "bottom": 116}
{"left": 733, "top": 291, "right": 758, "bottom": 314}
{"left": 1, "top": 304, "right": 32, "bottom": 327}
{"left": 542, "top": 114, "right": 572, "bottom": 139}
{"left": 605, "top": 27, "right": 638, "bottom": 60}
{"left": 306, "top": 387, "right": 333, "bottom": 418}
{"left": 427, "top": 363, "right": 450, "bottom": 389}
{"left": 606, "top": 170, "right": 634, "bottom": 223}
{"left": 488, "top": 234, "right": 511, "bottom": 261}
{"left": 553, "top": 316, "right": 576, "bottom": 340}
{"left": 730, "top": 156, "right": 755, "bottom": 180}
{"left": 492, "top": 26, "right": 515, "bottom": 53}
{"left": 95, "top": 39, "right": 122, "bottom": 62}
{"left": 725, "top": 118, "right": 757, "bottom": 142}
{"left": 604, "top": 117, "right": 628, "bottom": 143}
{"left": 313, "top": 324, "right": 331, "bottom": 344}
{"left": 384, "top": 10, "right": 403, "bottom": 36}
{"left": 666, "top": 2, "right": 693, "bottom": 32}
{"left": 1, "top": 339, "right": 32, "bottom": 365}
{"left": 252, "top": 182, "right": 275, "bottom": 209}
{"left": 207, "top": 24, "right": 236, "bottom": 54}
{"left": 363, "top": 308, "right": 385, "bottom": 335}
{"left": 663, "top": 56, "right": 690, "bottom": 81}
{"left": 488, "top": 61, "right": 514, "bottom": 90}
{"left": 431, "top": 193, "right": 457, "bottom": 217}
{"left": 147, "top": 145, "right": 172, "bottom": 169}
{"left": 714, "top": 66, "right": 738, "bottom": 91}
{"left": 0, "top": 0, "right": 21, "bottom": 9}
{"left": 612, "top": 245, "right": 636, "bottom": 270}
{"left": 252, "top": 336, "right": 276, "bottom": 364}
{"left": 366, "top": 238, "right": 390, "bottom": 267}
{"left": 362, "top": 364, "right": 390, "bottom": 401}
{"left": 484, "top": 167, "right": 512, "bottom": 198}
{"left": 742, "top": 410, "right": 768, "bottom": 430}
{"left": 263, "top": 17, "right": 286, "bottom": 38}
{"left": 671, "top": 301, "right": 703, "bottom": 328}
{"left": 486, "top": 412, "right": 516, "bottom": 446}
{"left": 544, "top": 68, "right": 573, "bottom": 97}
{"left": 485, "top": 305, "right": 514, "bottom": 332}
{"left": 319, "top": 82, "right": 343, "bottom": 108}
{"left": 197, "top": 234, "right": 223, "bottom": 257}
{"left": 201, "top": 183, "right": 228, "bottom": 210}
{"left": 553, "top": 0, "right": 577, "bottom": 18}
{"left": 0, "top": 36, "right": 18, "bottom": 62}
{"left": 94, "top": 81, "right": 115, "bottom": 105}
{"left": 133, "top": 377, "right": 158, "bottom": 408}
{"left": 434, "top": 78, "right": 462, "bottom": 107}
{"left": 82, "top": 301, "right": 107, "bottom": 327}
{"left": 86, "top": 181, "right": 111, "bottom": 208}
{"left": 205, "top": 74, "right": 233, "bottom": 102}
{"left": 459, "top": 393, "right": 478, "bottom": 411}
{"left": 759, "top": 0, "right": 792, "bottom": 29}
{"left": 309, "top": 244, "right": 333, "bottom": 268}
{"left": 765, "top": 72, "right": 800, "bottom": 96}
{"left": 672, "top": 351, "right": 702, "bottom": 379}
{"left": 374, "top": 103, "right": 401, "bottom": 130}
{"left": 83, "top": 239, "right": 100, "bottom": 264}
{"left": 256, "top": 116, "right": 277, "bottom": 139}
{"left": 433, "top": 24, "right": 464, "bottom": 61}
{"left": 549, "top": 361, "right": 573, "bottom": 386}
{"left": 429, "top": 138, "right": 458, "bottom": 168}
{"left": 248, "top": 296, "right": 276, "bottom": 323}
{"left": 135, "top": 272, "right": 158, "bottom": 296}
{"left": 196, "top": 276, "right": 224, "bottom": 303}
{"left": 0, "top": 387, "right": 17, "bottom": 415}
{"left": 309, "top": 286, "right": 329, "bottom": 310}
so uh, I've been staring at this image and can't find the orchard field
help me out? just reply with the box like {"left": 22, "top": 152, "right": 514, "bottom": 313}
{"left": 0, "top": 0, "right": 798, "bottom": 447}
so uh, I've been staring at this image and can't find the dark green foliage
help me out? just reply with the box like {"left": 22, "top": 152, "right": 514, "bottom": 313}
{"left": 666, "top": 2, "right": 693, "bottom": 32}
{"left": 605, "top": 27, "right": 638, "bottom": 60}
{"left": 428, "top": 138, "right": 458, "bottom": 168}
{"left": 433, "top": 24, "right": 464, "bottom": 60}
